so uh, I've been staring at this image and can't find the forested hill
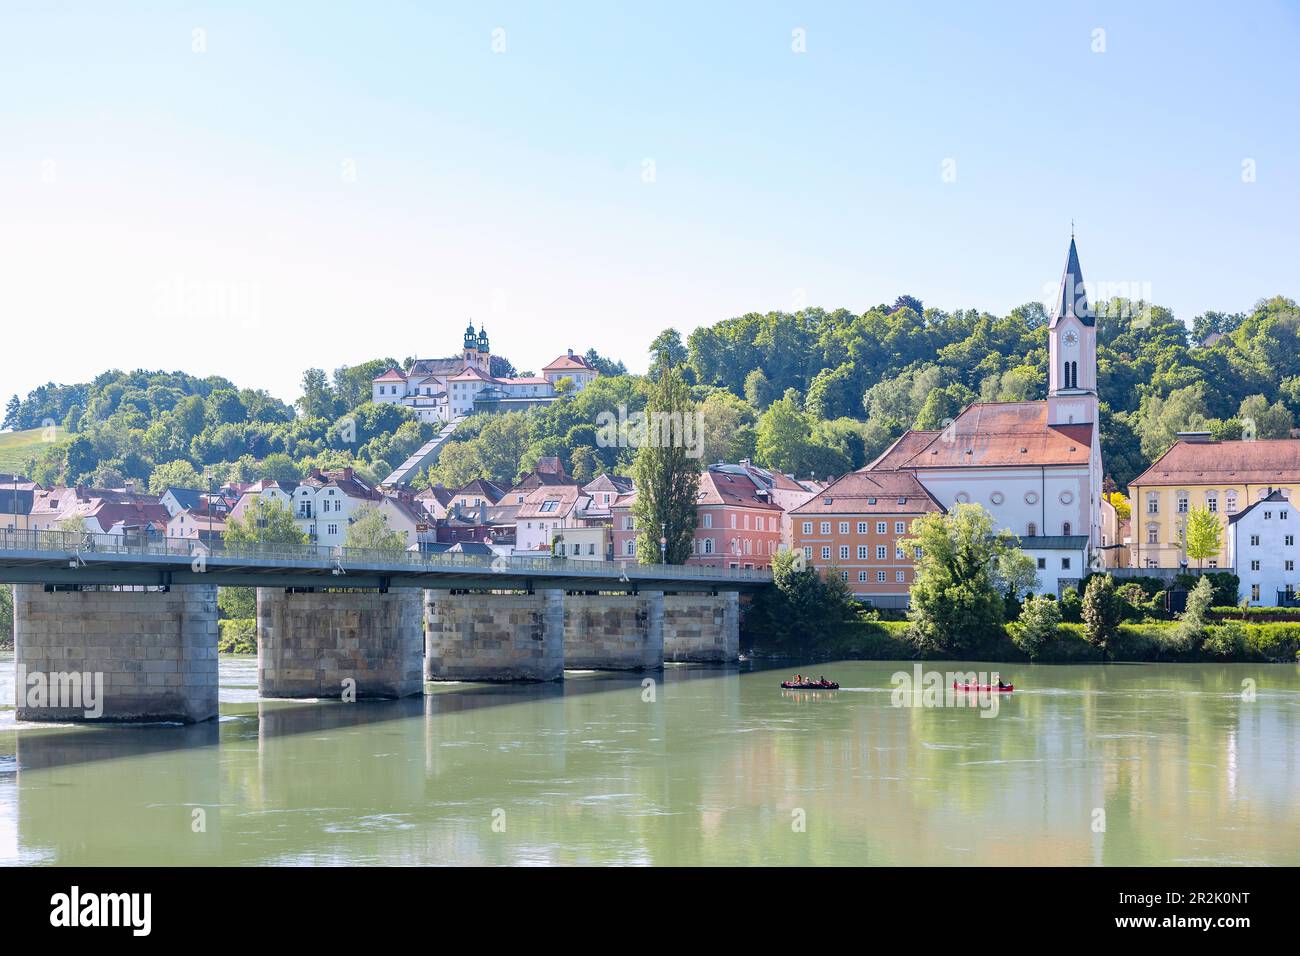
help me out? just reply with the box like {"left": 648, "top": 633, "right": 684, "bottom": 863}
{"left": 3, "top": 296, "right": 1297, "bottom": 495}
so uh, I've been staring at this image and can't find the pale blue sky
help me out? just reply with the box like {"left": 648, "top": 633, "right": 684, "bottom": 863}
{"left": 2, "top": 1, "right": 1297, "bottom": 404}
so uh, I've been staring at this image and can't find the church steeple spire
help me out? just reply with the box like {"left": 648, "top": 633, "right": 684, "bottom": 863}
{"left": 1051, "top": 234, "right": 1092, "bottom": 327}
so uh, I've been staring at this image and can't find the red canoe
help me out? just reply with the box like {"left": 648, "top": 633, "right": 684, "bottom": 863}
{"left": 952, "top": 682, "right": 1014, "bottom": 692}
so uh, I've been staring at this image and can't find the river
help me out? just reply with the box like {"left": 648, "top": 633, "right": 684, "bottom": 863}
{"left": 1, "top": 653, "right": 1297, "bottom": 865}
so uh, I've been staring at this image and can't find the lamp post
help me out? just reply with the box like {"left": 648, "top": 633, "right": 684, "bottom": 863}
{"left": 659, "top": 522, "right": 667, "bottom": 564}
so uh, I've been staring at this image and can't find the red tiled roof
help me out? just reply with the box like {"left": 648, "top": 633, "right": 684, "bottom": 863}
{"left": 374, "top": 367, "right": 407, "bottom": 382}
{"left": 1132, "top": 438, "right": 1300, "bottom": 486}
{"left": 790, "top": 470, "right": 944, "bottom": 515}
{"left": 870, "top": 403, "right": 1092, "bottom": 469}
{"left": 543, "top": 352, "right": 595, "bottom": 372}
{"left": 697, "top": 470, "right": 781, "bottom": 510}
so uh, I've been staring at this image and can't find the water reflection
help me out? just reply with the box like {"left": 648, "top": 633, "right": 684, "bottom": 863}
{"left": 0, "top": 653, "right": 1297, "bottom": 865}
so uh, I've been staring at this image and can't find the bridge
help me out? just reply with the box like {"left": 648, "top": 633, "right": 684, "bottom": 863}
{"left": 0, "top": 530, "right": 770, "bottom": 725}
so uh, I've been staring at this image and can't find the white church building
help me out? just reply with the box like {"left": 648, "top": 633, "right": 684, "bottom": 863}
{"left": 372, "top": 324, "right": 599, "bottom": 423}
{"left": 864, "top": 236, "right": 1104, "bottom": 596}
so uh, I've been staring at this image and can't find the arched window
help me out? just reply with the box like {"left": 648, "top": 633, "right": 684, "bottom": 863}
{"left": 1063, "top": 521, "right": 1072, "bottom": 536}
{"left": 1027, "top": 522, "right": 1037, "bottom": 537}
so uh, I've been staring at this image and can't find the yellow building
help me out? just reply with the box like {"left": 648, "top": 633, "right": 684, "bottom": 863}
{"left": 0, "top": 475, "right": 37, "bottom": 533}
{"left": 1128, "top": 435, "right": 1300, "bottom": 569}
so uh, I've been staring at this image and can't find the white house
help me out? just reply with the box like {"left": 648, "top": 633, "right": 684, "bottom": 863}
{"left": 1228, "top": 489, "right": 1299, "bottom": 605}
{"left": 513, "top": 484, "right": 591, "bottom": 554}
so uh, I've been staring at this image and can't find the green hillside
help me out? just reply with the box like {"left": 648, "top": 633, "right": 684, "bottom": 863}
{"left": 0, "top": 428, "right": 61, "bottom": 475}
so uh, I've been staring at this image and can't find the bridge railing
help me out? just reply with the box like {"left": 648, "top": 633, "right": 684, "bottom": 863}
{"left": 0, "top": 529, "right": 771, "bottom": 584}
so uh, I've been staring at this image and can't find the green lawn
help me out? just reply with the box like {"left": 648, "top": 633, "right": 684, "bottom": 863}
{"left": 0, "top": 427, "right": 61, "bottom": 474}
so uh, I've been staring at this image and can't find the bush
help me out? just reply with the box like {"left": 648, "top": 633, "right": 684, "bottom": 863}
{"left": 1242, "top": 623, "right": 1300, "bottom": 662}
{"left": 1203, "top": 622, "right": 1248, "bottom": 658}
{"left": 1210, "top": 606, "right": 1300, "bottom": 623}
{"left": 1082, "top": 575, "right": 1123, "bottom": 659}
{"left": 1174, "top": 576, "right": 1215, "bottom": 653}
{"left": 1059, "top": 588, "right": 1082, "bottom": 623}
{"left": 1174, "top": 571, "right": 1239, "bottom": 607}
{"left": 218, "top": 618, "right": 257, "bottom": 654}
{"left": 1013, "top": 594, "right": 1062, "bottom": 660}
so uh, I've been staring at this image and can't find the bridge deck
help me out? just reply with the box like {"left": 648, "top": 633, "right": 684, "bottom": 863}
{"left": 0, "top": 530, "right": 771, "bottom": 592}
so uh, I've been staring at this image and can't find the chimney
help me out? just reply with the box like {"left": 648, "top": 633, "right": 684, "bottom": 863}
{"left": 567, "top": 348, "right": 574, "bottom": 357}
{"left": 342, "top": 467, "right": 354, "bottom": 480}
{"left": 1176, "top": 431, "right": 1214, "bottom": 444}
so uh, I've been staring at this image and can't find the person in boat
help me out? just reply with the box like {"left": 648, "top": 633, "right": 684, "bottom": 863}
{"left": 996, "top": 678, "right": 1009, "bottom": 689}
{"left": 818, "top": 675, "right": 827, "bottom": 685}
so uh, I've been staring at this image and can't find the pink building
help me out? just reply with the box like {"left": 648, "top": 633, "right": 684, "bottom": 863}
{"left": 611, "top": 465, "right": 783, "bottom": 569}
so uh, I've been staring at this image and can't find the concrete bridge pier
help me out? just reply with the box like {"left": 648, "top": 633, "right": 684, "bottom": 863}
{"left": 663, "top": 591, "right": 740, "bottom": 663}
{"left": 424, "top": 588, "right": 565, "bottom": 682}
{"left": 563, "top": 590, "right": 664, "bottom": 670}
{"left": 12, "top": 583, "right": 219, "bottom": 723}
{"left": 257, "top": 588, "right": 424, "bottom": 699}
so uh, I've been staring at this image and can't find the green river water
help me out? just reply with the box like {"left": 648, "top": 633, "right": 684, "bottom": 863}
{"left": 1, "top": 653, "right": 1297, "bottom": 865}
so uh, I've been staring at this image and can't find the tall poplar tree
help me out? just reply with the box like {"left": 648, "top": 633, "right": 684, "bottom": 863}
{"left": 632, "top": 353, "right": 700, "bottom": 564}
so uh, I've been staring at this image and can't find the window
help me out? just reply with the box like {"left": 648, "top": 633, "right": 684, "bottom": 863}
{"left": 876, "top": 522, "right": 887, "bottom": 534}
{"left": 876, "top": 545, "right": 887, "bottom": 560}
{"left": 857, "top": 546, "right": 868, "bottom": 560}
{"left": 895, "top": 521, "right": 906, "bottom": 534}
{"left": 820, "top": 547, "right": 831, "bottom": 561}
{"left": 1037, "top": 557, "right": 1047, "bottom": 570}
{"left": 1207, "top": 492, "right": 1218, "bottom": 513}
{"left": 839, "top": 522, "right": 850, "bottom": 535}
{"left": 1147, "top": 525, "right": 1159, "bottom": 544}
{"left": 1062, "top": 558, "right": 1071, "bottom": 570}
{"left": 1288, "top": 560, "right": 1296, "bottom": 572}
{"left": 802, "top": 521, "right": 812, "bottom": 534}
{"left": 730, "top": 514, "right": 737, "bottom": 529}
{"left": 857, "top": 522, "right": 868, "bottom": 534}
{"left": 896, "top": 571, "right": 905, "bottom": 583}
{"left": 1250, "top": 535, "right": 1260, "bottom": 547}
{"left": 914, "top": 547, "right": 923, "bottom": 560}
{"left": 896, "top": 547, "right": 905, "bottom": 560}
{"left": 1027, "top": 522, "right": 1037, "bottom": 537}
{"left": 1251, "top": 584, "right": 1260, "bottom": 601}
{"left": 1284, "top": 511, "right": 1291, "bottom": 521}
{"left": 1251, "top": 560, "right": 1261, "bottom": 571}
{"left": 1265, "top": 512, "right": 1272, "bottom": 521}
{"left": 1062, "top": 522, "right": 1071, "bottom": 536}
{"left": 877, "top": 571, "right": 886, "bottom": 583}
{"left": 839, "top": 546, "right": 850, "bottom": 560}
{"left": 539, "top": 500, "right": 559, "bottom": 513}
{"left": 802, "top": 547, "right": 812, "bottom": 559}
{"left": 840, "top": 571, "right": 848, "bottom": 582}
{"left": 625, "top": 540, "right": 636, "bottom": 556}
{"left": 1176, "top": 492, "right": 1189, "bottom": 514}
{"left": 703, "top": 538, "right": 713, "bottom": 554}
{"left": 858, "top": 571, "right": 868, "bottom": 583}
{"left": 1287, "top": 536, "right": 1295, "bottom": 547}
{"left": 327, "top": 524, "right": 338, "bottom": 536}
{"left": 820, "top": 522, "right": 831, "bottom": 535}
{"left": 703, "top": 513, "right": 713, "bottom": 529}
{"left": 1146, "top": 493, "right": 1159, "bottom": 515}
{"left": 1226, "top": 491, "right": 1238, "bottom": 513}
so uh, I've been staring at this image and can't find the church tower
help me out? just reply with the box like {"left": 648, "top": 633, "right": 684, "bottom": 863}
{"left": 476, "top": 326, "right": 490, "bottom": 372}
{"left": 462, "top": 322, "right": 478, "bottom": 368}
{"left": 1046, "top": 235, "right": 1098, "bottom": 426}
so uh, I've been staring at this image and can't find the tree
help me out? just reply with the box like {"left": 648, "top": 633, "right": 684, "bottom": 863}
{"left": 903, "top": 504, "right": 1014, "bottom": 654}
{"left": 1081, "top": 574, "right": 1123, "bottom": 661}
{"left": 1175, "top": 575, "right": 1215, "bottom": 652}
{"left": 699, "top": 390, "right": 756, "bottom": 465}
{"left": 223, "top": 497, "right": 306, "bottom": 548}
{"left": 569, "top": 445, "right": 599, "bottom": 483}
{"left": 745, "top": 549, "right": 858, "bottom": 649}
{"left": 631, "top": 355, "right": 700, "bottom": 563}
{"left": 1183, "top": 507, "right": 1221, "bottom": 572}
{"left": 344, "top": 503, "right": 407, "bottom": 551}
{"left": 148, "top": 459, "right": 204, "bottom": 495}
{"left": 744, "top": 368, "right": 775, "bottom": 410}
{"left": 647, "top": 329, "right": 688, "bottom": 379}
{"left": 1237, "top": 394, "right": 1293, "bottom": 439}
{"left": 1013, "top": 594, "right": 1061, "bottom": 659}
{"left": 296, "top": 368, "right": 336, "bottom": 420}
